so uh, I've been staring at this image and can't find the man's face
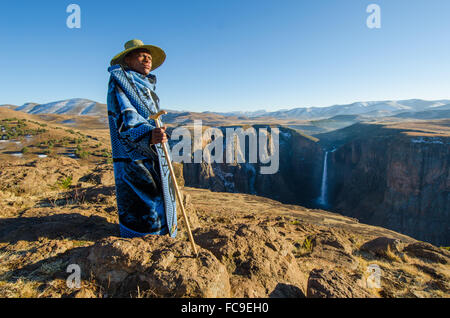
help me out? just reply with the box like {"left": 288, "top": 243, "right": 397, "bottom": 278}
{"left": 124, "top": 49, "right": 152, "bottom": 75}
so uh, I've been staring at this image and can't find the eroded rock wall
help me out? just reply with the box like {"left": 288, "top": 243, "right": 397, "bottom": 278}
{"left": 181, "top": 126, "right": 324, "bottom": 207}
{"left": 329, "top": 134, "right": 450, "bottom": 245}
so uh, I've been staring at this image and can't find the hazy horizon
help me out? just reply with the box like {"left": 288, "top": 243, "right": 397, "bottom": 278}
{"left": 3, "top": 96, "right": 450, "bottom": 115}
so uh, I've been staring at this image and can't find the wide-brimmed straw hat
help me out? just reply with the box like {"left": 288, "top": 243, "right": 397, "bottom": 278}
{"left": 110, "top": 39, "right": 166, "bottom": 71}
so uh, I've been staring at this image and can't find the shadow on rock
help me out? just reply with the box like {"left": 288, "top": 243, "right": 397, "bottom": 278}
{"left": 0, "top": 213, "right": 118, "bottom": 243}
{"left": 4, "top": 246, "right": 90, "bottom": 285}
{"left": 269, "top": 283, "right": 305, "bottom": 298}
{"left": 36, "top": 185, "right": 116, "bottom": 206}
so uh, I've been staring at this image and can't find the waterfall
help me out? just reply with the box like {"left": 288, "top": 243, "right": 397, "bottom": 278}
{"left": 317, "top": 151, "right": 329, "bottom": 206}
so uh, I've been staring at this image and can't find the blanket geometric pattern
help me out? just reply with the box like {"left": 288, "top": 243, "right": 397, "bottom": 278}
{"left": 107, "top": 64, "right": 177, "bottom": 238}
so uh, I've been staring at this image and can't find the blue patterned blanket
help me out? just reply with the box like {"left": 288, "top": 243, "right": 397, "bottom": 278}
{"left": 107, "top": 64, "right": 177, "bottom": 238}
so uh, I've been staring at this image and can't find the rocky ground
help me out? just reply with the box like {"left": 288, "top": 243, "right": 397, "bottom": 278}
{"left": 0, "top": 155, "right": 449, "bottom": 298}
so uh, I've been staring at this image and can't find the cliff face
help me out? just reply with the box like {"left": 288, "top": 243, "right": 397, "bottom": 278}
{"left": 329, "top": 134, "right": 450, "bottom": 246}
{"left": 181, "top": 121, "right": 450, "bottom": 246}
{"left": 182, "top": 126, "right": 324, "bottom": 207}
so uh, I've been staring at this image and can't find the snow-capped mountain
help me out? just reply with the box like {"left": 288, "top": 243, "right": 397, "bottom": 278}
{"left": 5, "top": 98, "right": 450, "bottom": 121}
{"left": 212, "top": 99, "right": 450, "bottom": 120}
{"left": 14, "top": 99, "right": 106, "bottom": 116}
{"left": 203, "top": 109, "right": 271, "bottom": 118}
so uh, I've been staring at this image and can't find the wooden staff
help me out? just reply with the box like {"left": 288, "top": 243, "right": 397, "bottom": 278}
{"left": 149, "top": 110, "right": 198, "bottom": 257}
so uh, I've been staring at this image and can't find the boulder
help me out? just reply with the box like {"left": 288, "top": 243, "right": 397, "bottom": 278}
{"left": 307, "top": 269, "right": 373, "bottom": 298}
{"left": 404, "top": 242, "right": 449, "bottom": 264}
{"left": 77, "top": 236, "right": 231, "bottom": 297}
{"left": 193, "top": 223, "right": 307, "bottom": 297}
{"left": 359, "top": 237, "right": 401, "bottom": 257}
{"left": 309, "top": 229, "right": 355, "bottom": 267}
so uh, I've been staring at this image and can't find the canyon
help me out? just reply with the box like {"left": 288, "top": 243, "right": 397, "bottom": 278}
{"left": 181, "top": 125, "right": 324, "bottom": 207}
{"left": 181, "top": 120, "right": 450, "bottom": 246}
{"left": 327, "top": 122, "right": 450, "bottom": 246}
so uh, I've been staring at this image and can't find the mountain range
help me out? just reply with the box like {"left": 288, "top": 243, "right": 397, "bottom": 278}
{"left": 212, "top": 99, "right": 450, "bottom": 119}
{"left": 3, "top": 99, "right": 106, "bottom": 116}
{"left": 2, "top": 98, "right": 450, "bottom": 122}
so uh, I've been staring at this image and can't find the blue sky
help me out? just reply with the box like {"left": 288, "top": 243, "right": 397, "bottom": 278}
{"left": 0, "top": 0, "right": 449, "bottom": 112}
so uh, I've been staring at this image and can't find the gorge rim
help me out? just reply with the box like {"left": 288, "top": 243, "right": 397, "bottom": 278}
{"left": 178, "top": 121, "right": 450, "bottom": 247}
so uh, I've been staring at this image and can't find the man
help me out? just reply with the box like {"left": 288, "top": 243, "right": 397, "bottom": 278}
{"left": 107, "top": 39, "right": 177, "bottom": 238}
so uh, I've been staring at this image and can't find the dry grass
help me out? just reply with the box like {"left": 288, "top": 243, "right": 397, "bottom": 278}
{"left": 0, "top": 278, "right": 41, "bottom": 298}
{"left": 293, "top": 236, "right": 314, "bottom": 257}
{"left": 385, "top": 245, "right": 402, "bottom": 263}
{"left": 38, "top": 260, "right": 66, "bottom": 276}
{"left": 400, "top": 252, "right": 412, "bottom": 263}
{"left": 386, "top": 119, "right": 450, "bottom": 138}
